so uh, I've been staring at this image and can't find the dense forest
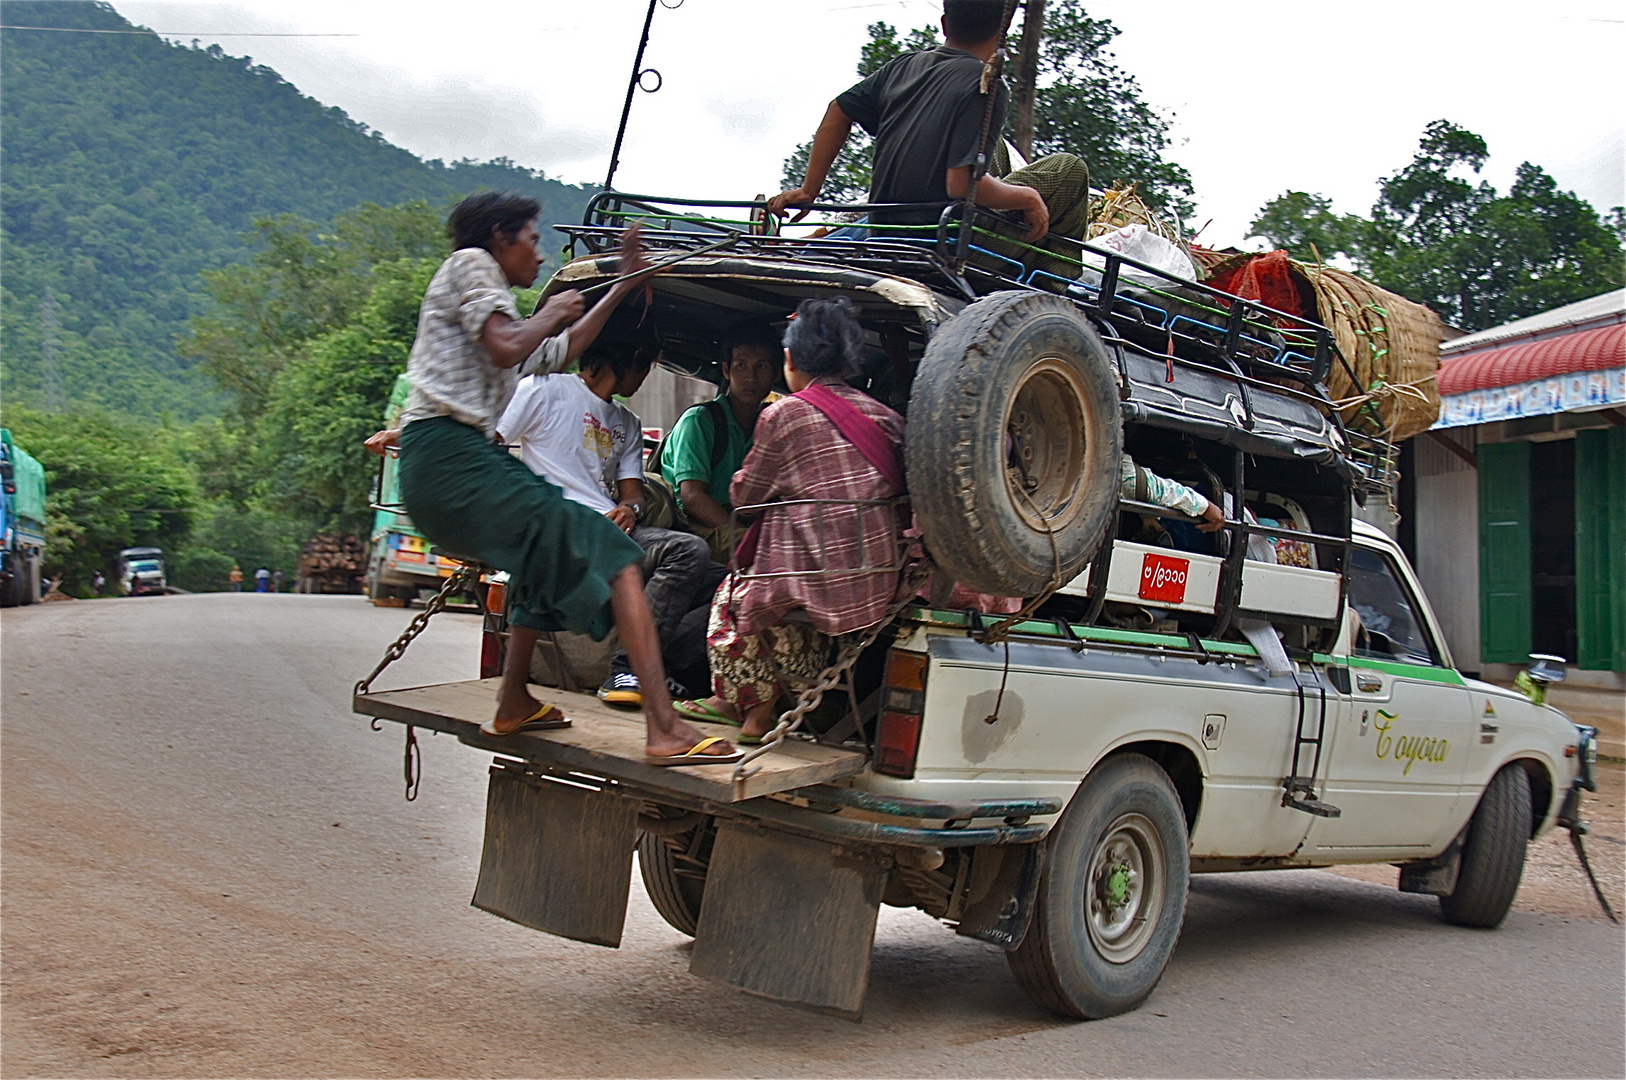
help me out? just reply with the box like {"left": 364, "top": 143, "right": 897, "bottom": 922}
{"left": 0, "top": 0, "right": 596, "bottom": 420}
{"left": 0, "top": 1, "right": 594, "bottom": 592}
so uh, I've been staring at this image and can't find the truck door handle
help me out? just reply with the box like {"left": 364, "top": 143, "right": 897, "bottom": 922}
{"left": 1355, "top": 672, "right": 1383, "bottom": 693}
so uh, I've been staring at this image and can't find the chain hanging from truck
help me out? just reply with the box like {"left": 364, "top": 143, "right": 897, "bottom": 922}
{"left": 356, "top": 561, "right": 482, "bottom": 800}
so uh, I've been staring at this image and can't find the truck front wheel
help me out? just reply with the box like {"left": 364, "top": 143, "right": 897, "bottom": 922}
{"left": 1008, "top": 753, "right": 1189, "bottom": 1019}
{"left": 1438, "top": 765, "right": 1531, "bottom": 928}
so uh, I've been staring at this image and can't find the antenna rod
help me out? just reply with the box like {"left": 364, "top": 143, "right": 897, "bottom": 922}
{"left": 604, "top": 0, "right": 659, "bottom": 192}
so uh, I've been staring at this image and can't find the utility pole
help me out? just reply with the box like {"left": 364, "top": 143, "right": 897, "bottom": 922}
{"left": 41, "top": 287, "right": 64, "bottom": 413}
{"left": 1012, "top": 0, "right": 1045, "bottom": 163}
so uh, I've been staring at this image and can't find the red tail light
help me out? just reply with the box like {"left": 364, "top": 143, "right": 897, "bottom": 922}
{"left": 875, "top": 649, "right": 927, "bottom": 778}
{"left": 480, "top": 630, "right": 503, "bottom": 680}
{"left": 875, "top": 710, "right": 921, "bottom": 777}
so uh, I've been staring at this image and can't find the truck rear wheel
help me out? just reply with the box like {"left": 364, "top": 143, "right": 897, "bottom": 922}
{"left": 1008, "top": 753, "right": 1189, "bottom": 1019}
{"left": 1438, "top": 765, "right": 1531, "bottom": 929}
{"left": 906, "top": 290, "right": 1122, "bottom": 597}
{"left": 636, "top": 815, "right": 716, "bottom": 937}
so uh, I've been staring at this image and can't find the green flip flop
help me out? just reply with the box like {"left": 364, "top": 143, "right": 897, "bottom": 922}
{"left": 673, "top": 699, "right": 740, "bottom": 726}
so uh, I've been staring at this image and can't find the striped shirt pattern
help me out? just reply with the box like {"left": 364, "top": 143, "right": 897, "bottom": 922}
{"left": 728, "top": 381, "right": 907, "bottom": 636}
{"left": 400, "top": 248, "right": 569, "bottom": 438}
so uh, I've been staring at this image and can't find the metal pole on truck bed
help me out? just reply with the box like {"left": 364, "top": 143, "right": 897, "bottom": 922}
{"left": 603, "top": 0, "right": 664, "bottom": 193}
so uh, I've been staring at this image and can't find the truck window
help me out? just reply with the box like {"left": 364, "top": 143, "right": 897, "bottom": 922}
{"left": 1347, "top": 545, "right": 1439, "bottom": 666}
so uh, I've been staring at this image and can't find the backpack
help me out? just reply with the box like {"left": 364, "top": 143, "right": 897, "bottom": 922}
{"left": 644, "top": 398, "right": 731, "bottom": 532}
{"left": 651, "top": 398, "right": 731, "bottom": 476}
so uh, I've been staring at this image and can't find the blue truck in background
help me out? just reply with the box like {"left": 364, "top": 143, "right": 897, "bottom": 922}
{"left": 0, "top": 429, "right": 47, "bottom": 606}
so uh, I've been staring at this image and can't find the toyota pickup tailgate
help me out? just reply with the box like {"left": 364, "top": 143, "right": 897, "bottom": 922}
{"left": 354, "top": 677, "right": 866, "bottom": 802}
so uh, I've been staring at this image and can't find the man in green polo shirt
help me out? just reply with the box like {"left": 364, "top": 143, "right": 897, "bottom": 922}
{"left": 659, "top": 322, "right": 778, "bottom": 562}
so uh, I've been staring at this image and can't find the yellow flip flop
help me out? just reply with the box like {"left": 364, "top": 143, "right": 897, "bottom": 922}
{"left": 479, "top": 703, "right": 570, "bottom": 736}
{"left": 645, "top": 735, "right": 745, "bottom": 766}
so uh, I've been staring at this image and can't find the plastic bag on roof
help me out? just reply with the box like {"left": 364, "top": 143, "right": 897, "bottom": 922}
{"left": 1078, "top": 224, "right": 1198, "bottom": 287}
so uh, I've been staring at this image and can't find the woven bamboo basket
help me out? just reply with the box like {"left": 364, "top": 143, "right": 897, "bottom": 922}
{"left": 1297, "top": 265, "right": 1444, "bottom": 441}
{"left": 1088, "top": 185, "right": 1182, "bottom": 243}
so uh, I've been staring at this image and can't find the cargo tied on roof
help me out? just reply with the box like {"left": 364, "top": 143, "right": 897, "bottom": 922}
{"left": 1194, "top": 250, "right": 1447, "bottom": 443}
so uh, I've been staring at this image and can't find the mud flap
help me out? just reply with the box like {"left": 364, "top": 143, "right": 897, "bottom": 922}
{"left": 689, "top": 821, "right": 887, "bottom": 1020}
{"left": 471, "top": 764, "right": 638, "bottom": 947}
{"left": 955, "top": 841, "right": 1047, "bottom": 949}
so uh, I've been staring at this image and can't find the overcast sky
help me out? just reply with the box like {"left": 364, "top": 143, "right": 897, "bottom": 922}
{"left": 113, "top": 0, "right": 1625, "bottom": 247}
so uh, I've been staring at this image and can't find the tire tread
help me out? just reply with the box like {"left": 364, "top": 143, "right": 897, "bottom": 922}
{"left": 907, "top": 290, "right": 1122, "bottom": 596}
{"left": 1439, "top": 765, "right": 1530, "bottom": 928}
{"left": 636, "top": 826, "right": 708, "bottom": 937}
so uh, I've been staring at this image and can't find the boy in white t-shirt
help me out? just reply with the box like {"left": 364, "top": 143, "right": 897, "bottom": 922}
{"left": 498, "top": 342, "right": 714, "bottom": 708}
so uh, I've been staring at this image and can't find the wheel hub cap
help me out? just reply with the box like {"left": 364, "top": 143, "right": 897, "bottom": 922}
{"left": 1084, "top": 812, "right": 1166, "bottom": 964}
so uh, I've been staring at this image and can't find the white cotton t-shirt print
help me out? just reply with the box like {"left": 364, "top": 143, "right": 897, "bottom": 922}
{"left": 497, "top": 373, "right": 644, "bottom": 514}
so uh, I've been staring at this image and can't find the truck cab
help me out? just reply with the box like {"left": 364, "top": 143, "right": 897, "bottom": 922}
{"left": 0, "top": 428, "right": 47, "bottom": 607}
{"left": 118, "top": 547, "right": 166, "bottom": 597}
{"left": 365, "top": 373, "right": 479, "bottom": 603}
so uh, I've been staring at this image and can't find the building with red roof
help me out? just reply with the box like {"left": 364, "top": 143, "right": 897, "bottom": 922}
{"left": 1406, "top": 289, "right": 1623, "bottom": 684}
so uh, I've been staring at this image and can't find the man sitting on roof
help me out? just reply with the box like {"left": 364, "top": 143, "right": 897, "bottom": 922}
{"left": 768, "top": 0, "right": 1093, "bottom": 280}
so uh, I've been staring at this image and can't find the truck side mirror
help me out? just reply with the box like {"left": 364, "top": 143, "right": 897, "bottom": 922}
{"left": 1527, "top": 654, "right": 1567, "bottom": 684}
{"left": 1516, "top": 653, "right": 1566, "bottom": 705}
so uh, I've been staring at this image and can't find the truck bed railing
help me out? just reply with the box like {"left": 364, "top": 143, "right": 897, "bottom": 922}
{"left": 567, "top": 191, "right": 1335, "bottom": 389}
{"left": 725, "top": 497, "right": 912, "bottom": 582}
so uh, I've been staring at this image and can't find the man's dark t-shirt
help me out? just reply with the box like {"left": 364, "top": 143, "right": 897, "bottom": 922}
{"left": 836, "top": 46, "right": 1009, "bottom": 226}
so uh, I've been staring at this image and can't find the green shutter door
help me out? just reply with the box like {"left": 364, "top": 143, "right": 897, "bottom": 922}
{"left": 1575, "top": 427, "right": 1625, "bottom": 672}
{"left": 1479, "top": 441, "right": 1532, "bottom": 665}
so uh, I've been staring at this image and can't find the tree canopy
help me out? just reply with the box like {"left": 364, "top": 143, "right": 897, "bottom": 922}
{"left": 781, "top": 3, "right": 1192, "bottom": 216}
{"left": 1248, "top": 120, "right": 1624, "bottom": 330}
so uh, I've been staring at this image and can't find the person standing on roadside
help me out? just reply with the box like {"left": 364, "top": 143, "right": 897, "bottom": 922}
{"left": 271, "top": 568, "right": 286, "bottom": 593}
{"left": 254, "top": 567, "right": 270, "bottom": 593}
{"left": 228, "top": 564, "right": 243, "bottom": 592}
{"left": 365, "top": 191, "right": 738, "bottom": 764}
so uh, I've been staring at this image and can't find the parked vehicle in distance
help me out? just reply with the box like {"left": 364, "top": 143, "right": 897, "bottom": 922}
{"left": 118, "top": 547, "right": 166, "bottom": 596}
{"left": 0, "top": 428, "right": 47, "bottom": 607}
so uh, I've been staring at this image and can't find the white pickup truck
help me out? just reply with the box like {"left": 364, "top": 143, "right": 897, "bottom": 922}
{"left": 354, "top": 194, "right": 1599, "bottom": 1022}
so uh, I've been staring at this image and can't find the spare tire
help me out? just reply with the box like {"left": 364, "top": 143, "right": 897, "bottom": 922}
{"left": 907, "top": 291, "right": 1122, "bottom": 596}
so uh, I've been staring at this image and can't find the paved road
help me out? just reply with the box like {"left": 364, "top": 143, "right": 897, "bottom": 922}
{"left": 3, "top": 594, "right": 1622, "bottom": 1078}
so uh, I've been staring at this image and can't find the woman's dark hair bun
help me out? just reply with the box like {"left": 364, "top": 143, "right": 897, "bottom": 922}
{"left": 783, "top": 295, "right": 864, "bottom": 381}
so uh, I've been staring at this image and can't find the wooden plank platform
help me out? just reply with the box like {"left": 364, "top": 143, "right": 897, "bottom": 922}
{"left": 354, "top": 678, "right": 866, "bottom": 803}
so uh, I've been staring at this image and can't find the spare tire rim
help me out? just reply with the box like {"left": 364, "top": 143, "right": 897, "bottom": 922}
{"left": 1004, "top": 356, "right": 1089, "bottom": 534}
{"left": 1084, "top": 812, "right": 1165, "bottom": 964}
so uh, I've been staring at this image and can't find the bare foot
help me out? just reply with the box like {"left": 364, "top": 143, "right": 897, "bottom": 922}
{"left": 686, "top": 695, "right": 741, "bottom": 724}
{"left": 739, "top": 701, "right": 779, "bottom": 742}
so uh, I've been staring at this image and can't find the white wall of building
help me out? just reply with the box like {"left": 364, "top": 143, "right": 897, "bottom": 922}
{"left": 627, "top": 365, "right": 716, "bottom": 435}
{"left": 1412, "top": 429, "right": 1481, "bottom": 672}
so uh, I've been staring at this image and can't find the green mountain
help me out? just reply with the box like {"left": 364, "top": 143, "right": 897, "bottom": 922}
{"left": 1, "top": 1, "right": 598, "bottom": 419}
